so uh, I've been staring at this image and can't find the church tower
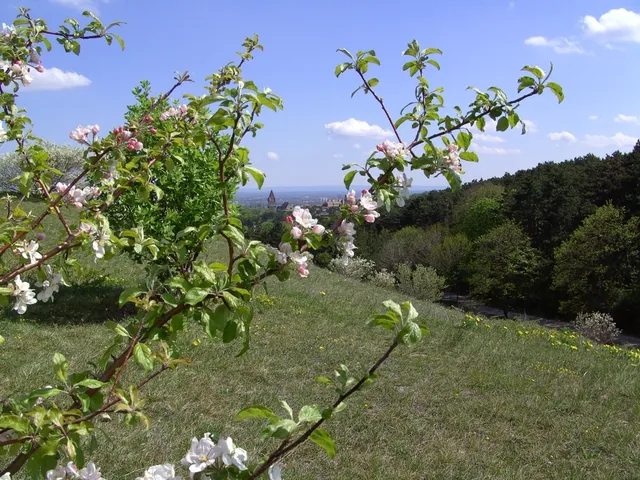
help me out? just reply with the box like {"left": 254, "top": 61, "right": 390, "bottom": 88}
{"left": 267, "top": 190, "right": 276, "bottom": 209}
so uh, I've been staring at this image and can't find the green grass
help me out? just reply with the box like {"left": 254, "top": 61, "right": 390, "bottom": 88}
{"left": 2, "top": 202, "right": 640, "bottom": 478}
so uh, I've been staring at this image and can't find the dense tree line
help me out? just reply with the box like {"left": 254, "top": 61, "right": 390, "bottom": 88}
{"left": 239, "top": 142, "right": 640, "bottom": 333}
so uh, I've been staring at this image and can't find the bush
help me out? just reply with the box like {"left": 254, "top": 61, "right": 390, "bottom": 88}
{"left": 314, "top": 252, "right": 333, "bottom": 269}
{"left": 328, "top": 257, "right": 376, "bottom": 281}
{"left": 370, "top": 269, "right": 396, "bottom": 289}
{"left": 574, "top": 311, "right": 622, "bottom": 344}
{"left": 374, "top": 224, "right": 447, "bottom": 271}
{"left": 396, "top": 263, "right": 446, "bottom": 301}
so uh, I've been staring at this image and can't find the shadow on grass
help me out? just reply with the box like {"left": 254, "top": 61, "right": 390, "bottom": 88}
{"left": 2, "top": 284, "right": 136, "bottom": 325}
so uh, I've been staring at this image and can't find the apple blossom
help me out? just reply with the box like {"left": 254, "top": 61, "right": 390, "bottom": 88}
{"left": 312, "top": 224, "right": 325, "bottom": 235}
{"left": 359, "top": 192, "right": 377, "bottom": 212}
{"left": 338, "top": 220, "right": 356, "bottom": 237}
{"left": 0, "top": 474, "right": 10, "bottom": 480}
{"left": 292, "top": 206, "right": 317, "bottom": 228}
{"left": 46, "top": 466, "right": 67, "bottom": 480}
{"left": 376, "top": 139, "right": 408, "bottom": 158}
{"left": 10, "top": 63, "right": 21, "bottom": 74}
{"left": 11, "top": 275, "right": 37, "bottom": 314}
{"left": 285, "top": 216, "right": 293, "bottom": 224}
{"left": 1, "top": 22, "right": 15, "bottom": 37}
{"left": 135, "top": 464, "right": 182, "bottom": 480}
{"left": 62, "top": 461, "right": 103, "bottom": 480}
{"left": 36, "top": 64, "right": 44, "bottom": 73}
{"left": 181, "top": 433, "right": 221, "bottom": 474}
{"left": 15, "top": 239, "right": 42, "bottom": 264}
{"left": 364, "top": 211, "right": 380, "bottom": 223}
{"left": 36, "top": 265, "right": 63, "bottom": 303}
{"left": 127, "top": 139, "right": 144, "bottom": 151}
{"left": 149, "top": 127, "right": 157, "bottom": 134}
{"left": 0, "top": 123, "right": 6, "bottom": 143}
{"left": 297, "top": 263, "right": 309, "bottom": 277}
{"left": 395, "top": 173, "right": 412, "bottom": 207}
{"left": 269, "top": 464, "right": 283, "bottom": 480}
{"left": 92, "top": 230, "right": 111, "bottom": 259}
{"left": 69, "top": 126, "right": 92, "bottom": 144}
{"left": 291, "top": 226, "right": 302, "bottom": 239}
{"left": 218, "top": 437, "right": 248, "bottom": 470}
{"left": 445, "top": 144, "right": 462, "bottom": 173}
{"left": 346, "top": 189, "right": 356, "bottom": 205}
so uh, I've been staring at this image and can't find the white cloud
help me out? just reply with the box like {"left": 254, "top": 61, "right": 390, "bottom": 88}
{"left": 523, "top": 119, "right": 538, "bottom": 133}
{"left": 524, "top": 36, "right": 585, "bottom": 54}
{"left": 332, "top": 153, "right": 344, "bottom": 159}
{"left": 266, "top": 152, "right": 279, "bottom": 161}
{"left": 473, "top": 132, "right": 505, "bottom": 143}
{"left": 582, "top": 8, "right": 640, "bottom": 43}
{"left": 548, "top": 131, "right": 577, "bottom": 142}
{"left": 583, "top": 132, "right": 637, "bottom": 148}
{"left": 26, "top": 67, "right": 91, "bottom": 91}
{"left": 50, "top": 0, "right": 108, "bottom": 12}
{"left": 588, "top": 115, "right": 598, "bottom": 120}
{"left": 324, "top": 118, "right": 393, "bottom": 138}
{"left": 352, "top": 143, "right": 361, "bottom": 149}
{"left": 471, "top": 144, "right": 521, "bottom": 155}
{"left": 614, "top": 114, "right": 640, "bottom": 125}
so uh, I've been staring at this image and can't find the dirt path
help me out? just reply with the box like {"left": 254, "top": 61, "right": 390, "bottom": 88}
{"left": 442, "top": 292, "right": 640, "bottom": 348}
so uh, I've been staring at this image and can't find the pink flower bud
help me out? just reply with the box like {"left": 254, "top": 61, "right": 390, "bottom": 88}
{"left": 364, "top": 213, "right": 376, "bottom": 223}
{"left": 37, "top": 232, "right": 46, "bottom": 241}
{"left": 350, "top": 205, "right": 359, "bottom": 213}
{"left": 312, "top": 225, "right": 325, "bottom": 235}
{"left": 179, "top": 104, "right": 188, "bottom": 115}
{"left": 36, "top": 65, "right": 44, "bottom": 73}
{"left": 143, "top": 115, "right": 153, "bottom": 123}
{"left": 159, "top": 113, "right": 168, "bottom": 121}
{"left": 361, "top": 189, "right": 368, "bottom": 196}
{"left": 91, "top": 125, "right": 99, "bottom": 135}
{"left": 14, "top": 60, "right": 21, "bottom": 66}
{"left": 297, "top": 264, "right": 309, "bottom": 278}
{"left": 149, "top": 127, "right": 157, "bottom": 134}
{"left": 192, "top": 119, "right": 198, "bottom": 125}
{"left": 134, "top": 141, "right": 143, "bottom": 151}
{"left": 10, "top": 64, "right": 21, "bottom": 74}
{"left": 291, "top": 226, "right": 302, "bottom": 239}
{"left": 285, "top": 216, "right": 293, "bottom": 224}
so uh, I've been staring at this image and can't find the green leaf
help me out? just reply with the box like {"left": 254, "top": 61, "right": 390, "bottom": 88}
{"left": 522, "top": 65, "right": 545, "bottom": 80}
{"left": 496, "top": 117, "right": 509, "bottom": 132}
{"left": 427, "top": 58, "right": 440, "bottom": 70}
{"left": 222, "top": 291, "right": 240, "bottom": 310}
{"left": 316, "top": 376, "right": 333, "bottom": 385}
{"left": 0, "top": 415, "right": 31, "bottom": 433}
{"left": 343, "top": 170, "right": 357, "bottom": 190}
{"left": 222, "top": 224, "right": 245, "bottom": 248}
{"left": 310, "top": 428, "right": 336, "bottom": 459}
{"left": 244, "top": 166, "right": 265, "bottom": 189}
{"left": 133, "top": 343, "right": 154, "bottom": 372}
{"left": 459, "top": 152, "right": 479, "bottom": 162}
{"left": 546, "top": 82, "right": 564, "bottom": 103}
{"left": 363, "top": 56, "right": 380, "bottom": 66}
{"left": 368, "top": 78, "right": 379, "bottom": 88}
{"left": 263, "top": 419, "right": 299, "bottom": 439}
{"left": 457, "top": 131, "right": 471, "bottom": 150}
{"left": 299, "top": 405, "right": 322, "bottom": 423}
{"left": 53, "top": 352, "right": 68, "bottom": 382}
{"left": 184, "top": 287, "right": 210, "bottom": 306}
{"left": 336, "top": 48, "right": 353, "bottom": 59}
{"left": 517, "top": 75, "right": 536, "bottom": 92}
{"left": 105, "top": 321, "right": 130, "bottom": 338}
{"left": 398, "top": 321, "right": 422, "bottom": 346}
{"left": 75, "top": 379, "right": 105, "bottom": 389}
{"left": 236, "top": 405, "right": 279, "bottom": 422}
{"left": 222, "top": 320, "right": 238, "bottom": 343}
{"left": 367, "top": 313, "right": 398, "bottom": 330}
{"left": 382, "top": 300, "right": 402, "bottom": 317}
{"left": 400, "top": 301, "right": 419, "bottom": 321}
{"left": 118, "top": 287, "right": 144, "bottom": 307}
{"left": 28, "top": 387, "right": 63, "bottom": 400}
{"left": 160, "top": 293, "right": 179, "bottom": 307}
{"left": 204, "top": 304, "right": 229, "bottom": 338}
{"left": 402, "top": 60, "right": 416, "bottom": 71}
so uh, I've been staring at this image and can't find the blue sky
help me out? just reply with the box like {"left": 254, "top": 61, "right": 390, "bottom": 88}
{"left": 3, "top": 0, "right": 640, "bottom": 188}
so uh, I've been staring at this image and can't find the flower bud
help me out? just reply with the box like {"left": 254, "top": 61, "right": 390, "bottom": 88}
{"left": 11, "top": 64, "right": 21, "bottom": 74}
{"left": 36, "top": 65, "right": 44, "bottom": 73}
{"left": 350, "top": 205, "right": 359, "bottom": 213}
{"left": 364, "top": 213, "right": 376, "bottom": 223}
{"left": 291, "top": 226, "right": 302, "bottom": 240}
{"left": 149, "top": 127, "right": 157, "bottom": 134}
{"left": 91, "top": 125, "right": 100, "bottom": 135}
{"left": 37, "top": 232, "right": 46, "bottom": 241}
{"left": 143, "top": 115, "right": 153, "bottom": 123}
{"left": 285, "top": 216, "right": 293, "bottom": 224}
{"left": 312, "top": 224, "right": 325, "bottom": 235}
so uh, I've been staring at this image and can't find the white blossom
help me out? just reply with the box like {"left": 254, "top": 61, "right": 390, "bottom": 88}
{"left": 46, "top": 466, "right": 67, "bottom": 480}
{"left": 92, "top": 231, "right": 110, "bottom": 259}
{"left": 395, "top": 173, "right": 412, "bottom": 207}
{"left": 2, "top": 22, "right": 16, "bottom": 37}
{"left": 311, "top": 224, "right": 325, "bottom": 235}
{"left": 376, "top": 139, "right": 408, "bottom": 158}
{"left": 181, "top": 433, "right": 220, "bottom": 475}
{"left": 11, "top": 275, "right": 37, "bottom": 314}
{"left": 0, "top": 473, "right": 10, "bottom": 480}
{"left": 36, "top": 265, "right": 63, "bottom": 303}
{"left": 445, "top": 144, "right": 462, "bottom": 173}
{"left": 0, "top": 122, "right": 7, "bottom": 143}
{"left": 269, "top": 464, "right": 283, "bottom": 480}
{"left": 338, "top": 220, "right": 356, "bottom": 237}
{"left": 359, "top": 192, "right": 378, "bottom": 212}
{"left": 69, "top": 126, "right": 92, "bottom": 145}
{"left": 292, "top": 206, "right": 317, "bottom": 228}
{"left": 218, "top": 437, "right": 248, "bottom": 471}
{"left": 15, "top": 240, "right": 42, "bottom": 264}
{"left": 136, "top": 464, "right": 181, "bottom": 480}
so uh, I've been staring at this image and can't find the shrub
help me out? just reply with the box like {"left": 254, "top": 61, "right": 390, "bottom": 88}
{"left": 396, "top": 263, "right": 446, "bottom": 301}
{"left": 314, "top": 251, "right": 333, "bottom": 269}
{"left": 374, "top": 224, "right": 447, "bottom": 271}
{"left": 574, "top": 311, "right": 622, "bottom": 344}
{"left": 370, "top": 268, "right": 396, "bottom": 289}
{"left": 328, "top": 257, "right": 376, "bottom": 281}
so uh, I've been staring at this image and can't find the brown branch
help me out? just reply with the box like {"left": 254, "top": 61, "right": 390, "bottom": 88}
{"left": 37, "top": 178, "right": 71, "bottom": 236}
{"left": 249, "top": 339, "right": 399, "bottom": 479}
{"left": 356, "top": 70, "right": 402, "bottom": 144}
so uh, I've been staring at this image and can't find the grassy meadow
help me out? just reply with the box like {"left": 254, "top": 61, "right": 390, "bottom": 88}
{"left": 1, "top": 202, "right": 640, "bottom": 479}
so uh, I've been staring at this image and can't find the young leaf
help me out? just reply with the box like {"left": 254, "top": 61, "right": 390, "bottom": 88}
{"left": 133, "top": 343, "right": 154, "bottom": 373}
{"left": 184, "top": 287, "right": 210, "bottom": 306}
{"left": 546, "top": 82, "right": 564, "bottom": 103}
{"left": 75, "top": 379, "right": 106, "bottom": 389}
{"left": 310, "top": 428, "right": 336, "bottom": 459}
{"left": 244, "top": 166, "right": 265, "bottom": 189}
{"left": 118, "top": 287, "right": 144, "bottom": 307}
{"left": 298, "top": 405, "right": 323, "bottom": 423}
{"left": 522, "top": 65, "right": 545, "bottom": 80}
{"left": 459, "top": 152, "right": 479, "bottom": 162}
{"left": 53, "top": 352, "right": 68, "bottom": 382}
{"left": 344, "top": 170, "right": 357, "bottom": 190}
{"left": 236, "top": 405, "right": 279, "bottom": 422}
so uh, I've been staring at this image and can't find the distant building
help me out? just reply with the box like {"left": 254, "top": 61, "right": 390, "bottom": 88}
{"left": 267, "top": 190, "right": 277, "bottom": 209}
{"left": 276, "top": 201, "right": 290, "bottom": 211}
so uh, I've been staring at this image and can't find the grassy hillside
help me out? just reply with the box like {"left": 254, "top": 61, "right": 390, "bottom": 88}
{"left": 2, "top": 246, "right": 640, "bottom": 479}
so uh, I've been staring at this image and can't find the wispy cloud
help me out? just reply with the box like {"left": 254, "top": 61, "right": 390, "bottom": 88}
{"left": 26, "top": 67, "right": 91, "bottom": 91}
{"left": 325, "top": 118, "right": 392, "bottom": 139}
{"left": 332, "top": 153, "right": 344, "bottom": 159}
{"left": 614, "top": 114, "right": 640, "bottom": 125}
{"left": 583, "top": 132, "right": 637, "bottom": 148}
{"left": 266, "top": 152, "right": 279, "bottom": 161}
{"left": 588, "top": 115, "right": 598, "bottom": 120}
{"left": 548, "top": 131, "right": 577, "bottom": 142}
{"left": 471, "top": 144, "right": 521, "bottom": 155}
{"left": 50, "top": 0, "right": 109, "bottom": 12}
{"left": 524, "top": 36, "right": 585, "bottom": 54}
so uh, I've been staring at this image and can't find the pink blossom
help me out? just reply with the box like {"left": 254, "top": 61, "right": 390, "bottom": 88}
{"left": 21, "top": 73, "right": 32, "bottom": 87}
{"left": 376, "top": 139, "right": 408, "bottom": 158}
{"left": 55, "top": 182, "right": 69, "bottom": 194}
{"left": 285, "top": 216, "right": 293, "bottom": 224}
{"left": 127, "top": 139, "right": 143, "bottom": 151}
{"left": 312, "top": 224, "right": 325, "bottom": 235}
{"left": 36, "top": 65, "right": 44, "bottom": 73}
{"left": 180, "top": 105, "right": 188, "bottom": 115}
{"left": 159, "top": 112, "right": 168, "bottom": 121}
{"left": 297, "top": 264, "right": 309, "bottom": 278}
{"left": 346, "top": 190, "right": 356, "bottom": 205}
{"left": 69, "top": 126, "right": 91, "bottom": 144}
{"left": 91, "top": 125, "right": 100, "bottom": 135}
{"left": 350, "top": 205, "right": 359, "bottom": 213}
{"left": 291, "top": 226, "right": 302, "bottom": 239}
{"left": 359, "top": 192, "right": 378, "bottom": 212}
{"left": 143, "top": 115, "right": 153, "bottom": 123}
{"left": 10, "top": 63, "right": 21, "bottom": 74}
{"left": 149, "top": 127, "right": 157, "bottom": 134}
{"left": 338, "top": 220, "right": 356, "bottom": 236}
{"left": 364, "top": 211, "right": 380, "bottom": 223}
